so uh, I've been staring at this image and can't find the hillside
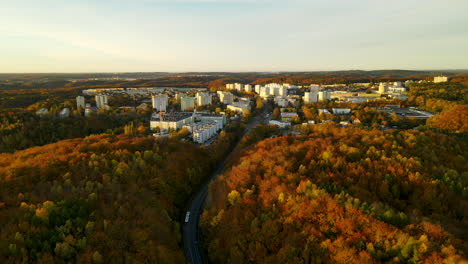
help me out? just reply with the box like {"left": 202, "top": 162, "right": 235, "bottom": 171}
{"left": 0, "top": 134, "right": 216, "bottom": 263}
{"left": 201, "top": 125, "right": 468, "bottom": 263}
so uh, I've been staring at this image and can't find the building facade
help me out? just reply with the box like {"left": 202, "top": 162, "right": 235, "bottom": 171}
{"left": 95, "top": 94, "right": 108, "bottom": 108}
{"left": 196, "top": 92, "right": 213, "bottom": 106}
{"left": 76, "top": 96, "right": 85, "bottom": 109}
{"left": 181, "top": 96, "right": 195, "bottom": 111}
{"left": 152, "top": 94, "right": 169, "bottom": 112}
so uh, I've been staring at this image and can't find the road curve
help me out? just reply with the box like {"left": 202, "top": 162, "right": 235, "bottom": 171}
{"left": 183, "top": 111, "right": 267, "bottom": 264}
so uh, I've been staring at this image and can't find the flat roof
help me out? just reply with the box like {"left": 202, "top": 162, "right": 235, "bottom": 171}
{"left": 151, "top": 112, "right": 193, "bottom": 122}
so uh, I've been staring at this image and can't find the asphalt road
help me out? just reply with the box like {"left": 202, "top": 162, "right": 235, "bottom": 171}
{"left": 183, "top": 111, "right": 267, "bottom": 264}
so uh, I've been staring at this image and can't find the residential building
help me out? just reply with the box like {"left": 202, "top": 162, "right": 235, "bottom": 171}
{"left": 244, "top": 84, "right": 252, "bottom": 92}
{"left": 434, "top": 76, "right": 448, "bottom": 83}
{"left": 196, "top": 92, "right": 212, "bottom": 106}
{"left": 76, "top": 96, "right": 85, "bottom": 109}
{"left": 304, "top": 86, "right": 319, "bottom": 103}
{"left": 234, "top": 83, "right": 244, "bottom": 91}
{"left": 280, "top": 112, "right": 298, "bottom": 122}
{"left": 217, "top": 91, "right": 234, "bottom": 104}
{"left": 226, "top": 83, "right": 235, "bottom": 90}
{"left": 255, "top": 85, "right": 262, "bottom": 94}
{"left": 36, "top": 108, "right": 49, "bottom": 117}
{"left": 181, "top": 96, "right": 195, "bottom": 111}
{"left": 378, "top": 83, "right": 388, "bottom": 94}
{"left": 332, "top": 108, "right": 351, "bottom": 115}
{"left": 318, "top": 91, "right": 331, "bottom": 101}
{"left": 150, "top": 112, "right": 194, "bottom": 130}
{"left": 59, "top": 108, "right": 70, "bottom": 118}
{"left": 152, "top": 94, "right": 169, "bottom": 112}
{"left": 275, "top": 97, "right": 289, "bottom": 107}
{"left": 95, "top": 94, "right": 108, "bottom": 108}
{"left": 195, "top": 112, "right": 227, "bottom": 125}
{"left": 269, "top": 120, "right": 291, "bottom": 129}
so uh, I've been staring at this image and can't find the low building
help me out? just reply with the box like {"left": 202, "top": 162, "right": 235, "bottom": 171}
{"left": 280, "top": 112, "right": 298, "bottom": 122}
{"left": 36, "top": 108, "right": 49, "bottom": 117}
{"left": 227, "top": 101, "right": 251, "bottom": 113}
{"left": 59, "top": 108, "right": 70, "bottom": 118}
{"left": 150, "top": 112, "right": 194, "bottom": 130}
{"left": 434, "top": 76, "right": 448, "bottom": 83}
{"left": 318, "top": 109, "right": 331, "bottom": 114}
{"left": 269, "top": 120, "right": 291, "bottom": 129}
{"left": 332, "top": 108, "right": 351, "bottom": 115}
{"left": 196, "top": 112, "right": 227, "bottom": 125}
{"left": 274, "top": 96, "right": 289, "bottom": 107}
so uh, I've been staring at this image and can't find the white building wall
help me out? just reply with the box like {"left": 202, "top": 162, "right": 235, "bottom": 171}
{"left": 152, "top": 94, "right": 168, "bottom": 112}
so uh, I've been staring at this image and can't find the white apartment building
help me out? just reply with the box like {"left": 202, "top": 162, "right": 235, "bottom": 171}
{"left": 387, "top": 86, "right": 406, "bottom": 93}
{"left": 184, "top": 120, "right": 223, "bottom": 144}
{"left": 318, "top": 91, "right": 331, "bottom": 101}
{"left": 303, "top": 86, "right": 319, "bottom": 104}
{"left": 378, "top": 83, "right": 388, "bottom": 94}
{"left": 76, "top": 96, "right": 85, "bottom": 109}
{"left": 260, "top": 87, "right": 271, "bottom": 98}
{"left": 234, "top": 83, "right": 244, "bottom": 91}
{"left": 244, "top": 84, "right": 253, "bottom": 92}
{"left": 150, "top": 112, "right": 194, "bottom": 130}
{"left": 226, "top": 83, "right": 235, "bottom": 90}
{"left": 152, "top": 94, "right": 169, "bottom": 112}
{"left": 217, "top": 91, "right": 234, "bottom": 104}
{"left": 181, "top": 96, "right": 195, "bottom": 111}
{"left": 196, "top": 92, "right": 212, "bottom": 106}
{"left": 434, "top": 76, "right": 448, "bottom": 83}
{"left": 95, "top": 94, "right": 108, "bottom": 108}
{"left": 269, "top": 120, "right": 291, "bottom": 129}
{"left": 255, "top": 85, "right": 262, "bottom": 94}
{"left": 332, "top": 108, "right": 351, "bottom": 115}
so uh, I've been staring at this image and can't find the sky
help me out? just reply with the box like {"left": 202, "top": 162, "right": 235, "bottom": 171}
{"left": 1, "top": 0, "right": 467, "bottom": 72}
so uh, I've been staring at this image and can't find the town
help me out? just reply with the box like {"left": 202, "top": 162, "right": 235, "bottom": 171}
{"left": 32, "top": 76, "right": 443, "bottom": 145}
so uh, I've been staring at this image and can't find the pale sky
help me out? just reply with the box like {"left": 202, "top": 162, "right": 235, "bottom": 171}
{"left": 1, "top": 0, "right": 467, "bottom": 72}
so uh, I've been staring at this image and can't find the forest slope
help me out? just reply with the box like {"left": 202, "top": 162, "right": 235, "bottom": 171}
{"left": 201, "top": 125, "right": 468, "bottom": 263}
{"left": 0, "top": 134, "right": 220, "bottom": 263}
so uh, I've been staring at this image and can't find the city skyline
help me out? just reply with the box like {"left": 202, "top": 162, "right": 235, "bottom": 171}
{"left": 1, "top": 0, "right": 468, "bottom": 73}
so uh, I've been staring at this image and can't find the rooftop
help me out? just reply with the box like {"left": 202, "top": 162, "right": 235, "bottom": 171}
{"left": 151, "top": 112, "right": 193, "bottom": 122}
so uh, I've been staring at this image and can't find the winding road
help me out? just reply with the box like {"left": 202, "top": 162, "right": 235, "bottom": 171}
{"left": 183, "top": 110, "right": 268, "bottom": 264}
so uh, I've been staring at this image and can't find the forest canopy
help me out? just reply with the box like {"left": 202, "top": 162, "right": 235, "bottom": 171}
{"left": 201, "top": 125, "right": 468, "bottom": 264}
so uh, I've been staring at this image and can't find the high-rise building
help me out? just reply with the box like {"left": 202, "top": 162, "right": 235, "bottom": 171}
{"left": 95, "top": 94, "right": 108, "bottom": 108}
{"left": 76, "top": 96, "right": 85, "bottom": 109}
{"left": 304, "top": 91, "right": 317, "bottom": 103}
{"left": 217, "top": 91, "right": 234, "bottom": 104}
{"left": 434, "top": 76, "right": 448, "bottom": 83}
{"left": 278, "top": 86, "right": 288, "bottom": 96}
{"left": 226, "top": 83, "right": 235, "bottom": 90}
{"left": 181, "top": 96, "right": 195, "bottom": 111}
{"left": 244, "top": 84, "right": 252, "bottom": 92}
{"left": 196, "top": 92, "right": 212, "bottom": 106}
{"left": 304, "top": 86, "right": 319, "bottom": 103}
{"left": 255, "top": 85, "right": 262, "bottom": 94}
{"left": 152, "top": 94, "right": 169, "bottom": 112}
{"left": 318, "top": 91, "right": 331, "bottom": 101}
{"left": 234, "top": 83, "right": 244, "bottom": 91}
